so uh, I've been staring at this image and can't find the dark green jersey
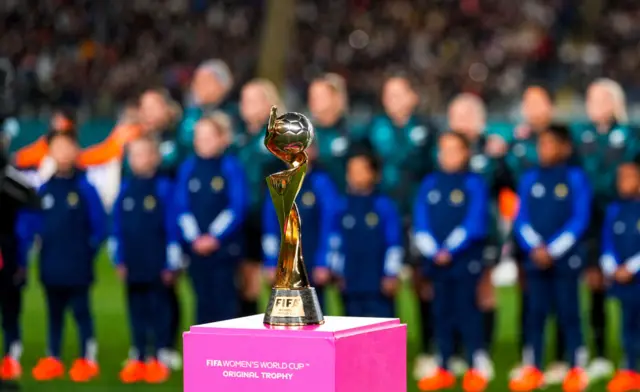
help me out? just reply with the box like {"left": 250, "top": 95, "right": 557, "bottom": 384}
{"left": 121, "top": 129, "right": 183, "bottom": 179}
{"left": 570, "top": 122, "right": 639, "bottom": 208}
{"left": 367, "top": 113, "right": 438, "bottom": 216}
{"left": 505, "top": 124, "right": 539, "bottom": 186}
{"left": 314, "top": 117, "right": 352, "bottom": 192}
{"left": 233, "top": 122, "right": 282, "bottom": 215}
{"left": 177, "top": 101, "right": 239, "bottom": 155}
{"left": 468, "top": 135, "right": 511, "bottom": 245}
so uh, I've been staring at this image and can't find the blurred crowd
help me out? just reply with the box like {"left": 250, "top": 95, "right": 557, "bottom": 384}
{"left": 0, "top": 0, "right": 262, "bottom": 114}
{"left": 3, "top": 0, "right": 640, "bottom": 117}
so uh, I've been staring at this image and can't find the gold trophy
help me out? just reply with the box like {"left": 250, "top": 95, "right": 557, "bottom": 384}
{"left": 263, "top": 106, "right": 325, "bottom": 326}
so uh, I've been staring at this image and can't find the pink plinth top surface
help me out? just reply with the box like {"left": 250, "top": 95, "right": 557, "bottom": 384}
{"left": 188, "top": 314, "right": 401, "bottom": 338}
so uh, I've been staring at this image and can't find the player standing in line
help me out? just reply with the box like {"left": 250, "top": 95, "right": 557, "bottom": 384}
{"left": 415, "top": 132, "right": 492, "bottom": 392}
{"left": 23, "top": 131, "right": 106, "bottom": 382}
{"left": 365, "top": 75, "right": 438, "bottom": 380}
{"left": 328, "top": 149, "right": 403, "bottom": 318}
{"left": 307, "top": 73, "right": 352, "bottom": 192}
{"left": 571, "top": 79, "right": 639, "bottom": 381}
{"left": 505, "top": 87, "right": 568, "bottom": 384}
{"left": 445, "top": 94, "right": 511, "bottom": 377}
{"left": 0, "top": 120, "right": 40, "bottom": 386}
{"left": 178, "top": 59, "right": 235, "bottom": 155}
{"left": 600, "top": 162, "right": 640, "bottom": 392}
{"left": 509, "top": 125, "right": 591, "bottom": 392}
{"left": 110, "top": 136, "right": 182, "bottom": 384}
{"left": 175, "top": 113, "right": 248, "bottom": 324}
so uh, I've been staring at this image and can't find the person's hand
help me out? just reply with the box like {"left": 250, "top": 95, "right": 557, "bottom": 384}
{"left": 614, "top": 266, "right": 633, "bottom": 284}
{"left": 264, "top": 267, "right": 276, "bottom": 285}
{"left": 313, "top": 267, "right": 331, "bottom": 286}
{"left": 477, "top": 268, "right": 496, "bottom": 310}
{"left": 434, "top": 251, "right": 452, "bottom": 266}
{"left": 162, "top": 270, "right": 176, "bottom": 286}
{"left": 584, "top": 266, "right": 605, "bottom": 290}
{"left": 486, "top": 135, "right": 508, "bottom": 157}
{"left": 116, "top": 265, "right": 127, "bottom": 281}
{"left": 381, "top": 277, "right": 399, "bottom": 297}
{"left": 418, "top": 278, "right": 434, "bottom": 301}
{"left": 13, "top": 267, "right": 26, "bottom": 286}
{"left": 192, "top": 235, "right": 219, "bottom": 256}
{"left": 531, "top": 246, "right": 552, "bottom": 269}
{"left": 515, "top": 124, "right": 532, "bottom": 140}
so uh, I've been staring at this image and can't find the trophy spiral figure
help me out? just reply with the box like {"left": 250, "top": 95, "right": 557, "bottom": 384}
{"left": 263, "top": 106, "right": 324, "bottom": 326}
{"left": 264, "top": 107, "right": 314, "bottom": 289}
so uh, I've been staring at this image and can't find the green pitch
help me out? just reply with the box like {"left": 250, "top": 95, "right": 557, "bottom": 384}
{"left": 14, "top": 253, "right": 622, "bottom": 391}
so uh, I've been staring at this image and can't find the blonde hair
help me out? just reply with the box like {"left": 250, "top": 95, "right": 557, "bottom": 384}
{"left": 245, "top": 78, "right": 286, "bottom": 112}
{"left": 449, "top": 93, "right": 487, "bottom": 130}
{"left": 128, "top": 134, "right": 160, "bottom": 155}
{"left": 314, "top": 73, "right": 348, "bottom": 113}
{"left": 590, "top": 78, "right": 628, "bottom": 124}
{"left": 142, "top": 87, "right": 183, "bottom": 127}
{"left": 200, "top": 111, "right": 233, "bottom": 139}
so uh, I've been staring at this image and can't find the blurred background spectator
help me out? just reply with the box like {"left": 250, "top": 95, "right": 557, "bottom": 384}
{"left": 0, "top": 0, "right": 263, "bottom": 118}
{"left": 2, "top": 0, "right": 640, "bottom": 122}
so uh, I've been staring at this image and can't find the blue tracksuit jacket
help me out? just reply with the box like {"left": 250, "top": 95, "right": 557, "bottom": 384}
{"left": 328, "top": 191, "right": 404, "bottom": 295}
{"left": 262, "top": 168, "right": 338, "bottom": 272}
{"left": 513, "top": 164, "right": 592, "bottom": 275}
{"left": 20, "top": 170, "right": 107, "bottom": 287}
{"left": 109, "top": 174, "right": 181, "bottom": 283}
{"left": 413, "top": 171, "right": 489, "bottom": 278}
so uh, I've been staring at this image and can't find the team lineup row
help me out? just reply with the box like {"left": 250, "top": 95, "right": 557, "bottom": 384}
{"left": 1, "top": 75, "right": 639, "bottom": 392}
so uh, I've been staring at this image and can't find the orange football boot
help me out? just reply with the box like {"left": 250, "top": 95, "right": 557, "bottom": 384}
{"left": 607, "top": 370, "right": 640, "bottom": 392}
{"left": 0, "top": 357, "right": 21, "bottom": 380}
{"left": 463, "top": 369, "right": 489, "bottom": 392}
{"left": 509, "top": 366, "right": 544, "bottom": 391}
{"left": 562, "top": 368, "right": 588, "bottom": 392}
{"left": 32, "top": 357, "right": 65, "bottom": 381}
{"left": 418, "top": 368, "right": 456, "bottom": 391}
{"left": 119, "top": 360, "right": 146, "bottom": 384}
{"left": 69, "top": 359, "right": 99, "bottom": 382}
{"left": 144, "top": 359, "right": 170, "bottom": 384}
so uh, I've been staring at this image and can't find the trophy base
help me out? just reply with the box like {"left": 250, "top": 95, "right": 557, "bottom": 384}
{"left": 263, "top": 287, "right": 325, "bottom": 326}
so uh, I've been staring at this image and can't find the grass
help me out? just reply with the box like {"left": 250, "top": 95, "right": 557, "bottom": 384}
{"left": 13, "top": 252, "right": 623, "bottom": 391}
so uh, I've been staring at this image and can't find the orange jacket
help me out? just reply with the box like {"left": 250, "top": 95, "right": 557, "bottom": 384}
{"left": 14, "top": 137, "right": 49, "bottom": 169}
{"left": 13, "top": 124, "right": 142, "bottom": 169}
{"left": 77, "top": 124, "right": 142, "bottom": 167}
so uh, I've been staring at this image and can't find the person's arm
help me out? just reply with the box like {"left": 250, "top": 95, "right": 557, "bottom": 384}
{"left": 79, "top": 175, "right": 108, "bottom": 258}
{"left": 175, "top": 157, "right": 200, "bottom": 243}
{"left": 599, "top": 203, "right": 620, "bottom": 278}
{"left": 546, "top": 168, "right": 592, "bottom": 259}
{"left": 378, "top": 197, "right": 404, "bottom": 278}
{"left": 443, "top": 175, "right": 488, "bottom": 256}
{"left": 413, "top": 176, "right": 439, "bottom": 258}
{"left": 208, "top": 155, "right": 248, "bottom": 242}
{"left": 77, "top": 124, "right": 140, "bottom": 167}
{"left": 313, "top": 173, "right": 339, "bottom": 269}
{"left": 107, "top": 182, "right": 127, "bottom": 267}
{"left": 261, "top": 197, "right": 279, "bottom": 268}
{"left": 158, "top": 178, "right": 182, "bottom": 271}
{"left": 513, "top": 171, "right": 543, "bottom": 253}
{"left": 14, "top": 137, "right": 47, "bottom": 169}
{"left": 492, "top": 156, "right": 516, "bottom": 196}
{"left": 325, "top": 199, "right": 345, "bottom": 276}
{"left": 15, "top": 208, "right": 41, "bottom": 268}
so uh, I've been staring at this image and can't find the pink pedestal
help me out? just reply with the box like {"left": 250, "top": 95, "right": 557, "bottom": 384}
{"left": 183, "top": 314, "right": 407, "bottom": 392}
